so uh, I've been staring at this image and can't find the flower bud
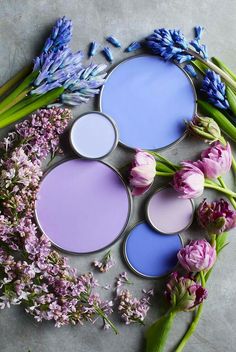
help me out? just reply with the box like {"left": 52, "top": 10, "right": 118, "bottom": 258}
{"left": 197, "top": 199, "right": 236, "bottom": 235}
{"left": 177, "top": 240, "right": 216, "bottom": 272}
{"left": 188, "top": 115, "right": 221, "bottom": 142}
{"left": 165, "top": 272, "right": 207, "bottom": 312}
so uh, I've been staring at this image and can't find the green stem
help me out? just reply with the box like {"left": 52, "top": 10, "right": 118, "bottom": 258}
{"left": 0, "top": 88, "right": 31, "bottom": 115}
{"left": 0, "top": 87, "right": 64, "bottom": 128}
{"left": 0, "top": 94, "right": 43, "bottom": 119}
{"left": 218, "top": 177, "right": 236, "bottom": 209}
{"left": 204, "top": 180, "right": 236, "bottom": 198}
{"left": 0, "top": 71, "right": 38, "bottom": 112}
{"left": 189, "top": 49, "right": 236, "bottom": 92}
{"left": 95, "top": 307, "right": 119, "bottom": 335}
{"left": 149, "top": 151, "right": 179, "bottom": 170}
{"left": 175, "top": 271, "right": 205, "bottom": 352}
{"left": 198, "top": 100, "right": 236, "bottom": 142}
{"left": 156, "top": 171, "right": 175, "bottom": 176}
{"left": 0, "top": 65, "right": 32, "bottom": 97}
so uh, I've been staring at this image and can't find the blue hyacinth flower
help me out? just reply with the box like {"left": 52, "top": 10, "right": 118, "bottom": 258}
{"left": 106, "top": 36, "right": 121, "bottom": 48}
{"left": 202, "top": 69, "right": 230, "bottom": 110}
{"left": 88, "top": 41, "right": 99, "bottom": 57}
{"left": 102, "top": 47, "right": 113, "bottom": 62}
{"left": 124, "top": 41, "right": 142, "bottom": 52}
{"left": 184, "top": 64, "right": 197, "bottom": 78}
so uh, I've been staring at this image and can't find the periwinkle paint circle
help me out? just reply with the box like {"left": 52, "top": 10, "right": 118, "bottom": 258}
{"left": 124, "top": 222, "right": 182, "bottom": 278}
{"left": 70, "top": 112, "right": 118, "bottom": 159}
{"left": 35, "top": 159, "right": 131, "bottom": 253}
{"left": 147, "top": 188, "right": 194, "bottom": 234}
{"left": 100, "top": 55, "right": 196, "bottom": 150}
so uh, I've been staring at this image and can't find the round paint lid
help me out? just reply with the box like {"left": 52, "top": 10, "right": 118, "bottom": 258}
{"left": 35, "top": 159, "right": 131, "bottom": 253}
{"left": 123, "top": 222, "right": 182, "bottom": 278}
{"left": 99, "top": 55, "right": 196, "bottom": 150}
{"left": 70, "top": 112, "right": 118, "bottom": 159}
{"left": 146, "top": 187, "right": 194, "bottom": 234}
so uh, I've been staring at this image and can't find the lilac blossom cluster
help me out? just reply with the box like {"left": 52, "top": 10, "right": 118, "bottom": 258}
{"left": 115, "top": 272, "right": 153, "bottom": 325}
{"left": 0, "top": 107, "right": 115, "bottom": 331}
{"left": 92, "top": 250, "right": 115, "bottom": 273}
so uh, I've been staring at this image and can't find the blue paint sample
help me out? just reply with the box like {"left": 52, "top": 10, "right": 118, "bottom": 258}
{"left": 100, "top": 55, "right": 196, "bottom": 149}
{"left": 124, "top": 222, "right": 182, "bottom": 278}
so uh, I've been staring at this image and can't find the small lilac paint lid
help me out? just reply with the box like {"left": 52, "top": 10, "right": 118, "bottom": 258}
{"left": 124, "top": 222, "right": 182, "bottom": 278}
{"left": 146, "top": 187, "right": 194, "bottom": 234}
{"left": 70, "top": 112, "right": 118, "bottom": 159}
{"left": 35, "top": 159, "right": 131, "bottom": 253}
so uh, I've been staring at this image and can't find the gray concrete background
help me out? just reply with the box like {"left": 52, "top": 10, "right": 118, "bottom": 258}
{"left": 0, "top": 0, "right": 236, "bottom": 351}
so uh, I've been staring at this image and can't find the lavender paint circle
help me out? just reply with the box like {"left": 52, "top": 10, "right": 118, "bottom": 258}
{"left": 124, "top": 222, "right": 182, "bottom": 278}
{"left": 147, "top": 187, "right": 194, "bottom": 234}
{"left": 70, "top": 112, "right": 118, "bottom": 159}
{"left": 99, "top": 55, "right": 196, "bottom": 150}
{"left": 35, "top": 159, "right": 131, "bottom": 253}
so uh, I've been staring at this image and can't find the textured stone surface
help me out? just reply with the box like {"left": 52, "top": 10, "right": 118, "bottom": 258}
{"left": 0, "top": 0, "right": 236, "bottom": 351}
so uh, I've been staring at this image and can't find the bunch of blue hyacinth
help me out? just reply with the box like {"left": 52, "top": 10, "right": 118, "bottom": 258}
{"left": 0, "top": 17, "right": 107, "bottom": 128}
{"left": 146, "top": 26, "right": 236, "bottom": 142}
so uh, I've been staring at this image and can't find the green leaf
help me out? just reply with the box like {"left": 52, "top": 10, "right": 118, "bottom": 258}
{"left": 226, "top": 86, "right": 236, "bottom": 116}
{"left": 216, "top": 232, "right": 229, "bottom": 254}
{"left": 198, "top": 100, "right": 236, "bottom": 142}
{"left": 0, "top": 87, "right": 64, "bottom": 128}
{"left": 145, "top": 312, "right": 176, "bottom": 352}
{"left": 191, "top": 60, "right": 208, "bottom": 75}
{"left": 212, "top": 57, "right": 236, "bottom": 82}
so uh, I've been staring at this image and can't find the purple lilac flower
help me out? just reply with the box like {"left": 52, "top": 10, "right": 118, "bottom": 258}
{"left": 117, "top": 288, "right": 154, "bottom": 325}
{"left": 92, "top": 250, "right": 115, "bottom": 273}
{"left": 106, "top": 36, "right": 121, "bottom": 48}
{"left": 88, "top": 41, "right": 99, "bottom": 57}
{"left": 0, "top": 108, "right": 116, "bottom": 331}
{"left": 124, "top": 41, "right": 142, "bottom": 52}
{"left": 102, "top": 47, "right": 113, "bottom": 63}
{"left": 202, "top": 69, "right": 229, "bottom": 110}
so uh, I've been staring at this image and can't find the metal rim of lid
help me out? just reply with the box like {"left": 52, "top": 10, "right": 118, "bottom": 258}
{"left": 35, "top": 158, "right": 133, "bottom": 255}
{"left": 69, "top": 111, "right": 119, "bottom": 160}
{"left": 123, "top": 221, "right": 183, "bottom": 279}
{"left": 98, "top": 54, "right": 197, "bottom": 151}
{"left": 146, "top": 186, "right": 195, "bottom": 235}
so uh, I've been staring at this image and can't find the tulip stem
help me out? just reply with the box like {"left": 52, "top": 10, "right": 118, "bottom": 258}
{"left": 204, "top": 180, "right": 236, "bottom": 199}
{"left": 156, "top": 171, "right": 175, "bottom": 176}
{"left": 218, "top": 177, "right": 236, "bottom": 209}
{"left": 175, "top": 271, "right": 205, "bottom": 352}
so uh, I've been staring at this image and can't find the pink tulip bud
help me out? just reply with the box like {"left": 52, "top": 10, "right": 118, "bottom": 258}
{"left": 172, "top": 161, "right": 204, "bottom": 199}
{"left": 178, "top": 239, "right": 216, "bottom": 272}
{"left": 165, "top": 272, "right": 208, "bottom": 312}
{"left": 129, "top": 149, "right": 156, "bottom": 196}
{"left": 198, "top": 198, "right": 236, "bottom": 235}
{"left": 198, "top": 141, "right": 232, "bottom": 179}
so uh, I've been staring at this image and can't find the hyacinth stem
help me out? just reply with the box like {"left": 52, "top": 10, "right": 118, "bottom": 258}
{"left": 175, "top": 271, "right": 205, "bottom": 352}
{"left": 188, "top": 49, "right": 236, "bottom": 92}
{"left": 0, "top": 65, "right": 32, "bottom": 97}
{"left": 0, "top": 87, "right": 64, "bottom": 128}
{"left": 0, "top": 71, "right": 38, "bottom": 113}
{"left": 94, "top": 306, "right": 119, "bottom": 335}
{"left": 0, "top": 88, "right": 31, "bottom": 115}
{"left": 0, "top": 94, "right": 43, "bottom": 120}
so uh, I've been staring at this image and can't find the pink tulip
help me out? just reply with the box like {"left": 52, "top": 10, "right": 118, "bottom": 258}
{"left": 172, "top": 161, "right": 205, "bottom": 199}
{"left": 129, "top": 149, "right": 156, "bottom": 196}
{"left": 197, "top": 198, "right": 236, "bottom": 235}
{"left": 178, "top": 239, "right": 216, "bottom": 272}
{"left": 198, "top": 141, "right": 232, "bottom": 179}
